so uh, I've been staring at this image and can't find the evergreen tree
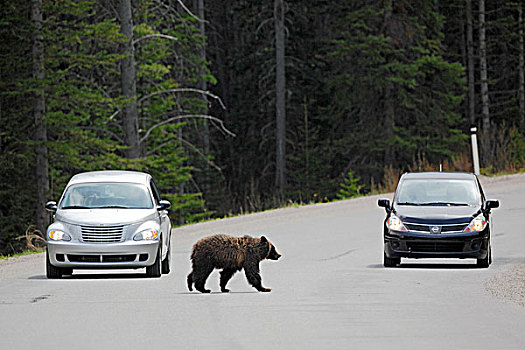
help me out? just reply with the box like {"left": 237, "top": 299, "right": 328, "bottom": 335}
{"left": 322, "top": 0, "right": 465, "bottom": 186}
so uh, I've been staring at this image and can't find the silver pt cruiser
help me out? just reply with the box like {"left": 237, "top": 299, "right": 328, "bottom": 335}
{"left": 45, "top": 170, "right": 172, "bottom": 278}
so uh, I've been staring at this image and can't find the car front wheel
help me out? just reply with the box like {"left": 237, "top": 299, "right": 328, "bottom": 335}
{"left": 477, "top": 244, "right": 491, "bottom": 268}
{"left": 46, "top": 250, "right": 63, "bottom": 279}
{"left": 384, "top": 253, "right": 400, "bottom": 267}
{"left": 146, "top": 243, "right": 162, "bottom": 278}
{"left": 161, "top": 239, "right": 171, "bottom": 274}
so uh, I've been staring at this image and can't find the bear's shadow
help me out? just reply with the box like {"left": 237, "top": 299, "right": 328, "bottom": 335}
{"left": 175, "top": 291, "right": 259, "bottom": 295}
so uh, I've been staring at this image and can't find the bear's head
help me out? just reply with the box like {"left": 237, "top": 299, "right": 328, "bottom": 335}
{"left": 261, "top": 236, "right": 281, "bottom": 261}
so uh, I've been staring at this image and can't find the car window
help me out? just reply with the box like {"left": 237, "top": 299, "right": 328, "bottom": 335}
{"left": 60, "top": 183, "right": 154, "bottom": 209}
{"left": 395, "top": 179, "right": 480, "bottom": 206}
{"left": 150, "top": 180, "right": 162, "bottom": 205}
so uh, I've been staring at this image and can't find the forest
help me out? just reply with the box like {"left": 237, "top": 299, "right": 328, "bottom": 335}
{"left": 1, "top": 0, "right": 524, "bottom": 255}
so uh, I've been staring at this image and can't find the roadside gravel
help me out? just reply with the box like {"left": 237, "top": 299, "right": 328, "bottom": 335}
{"left": 486, "top": 263, "right": 525, "bottom": 308}
{"left": 0, "top": 253, "right": 44, "bottom": 279}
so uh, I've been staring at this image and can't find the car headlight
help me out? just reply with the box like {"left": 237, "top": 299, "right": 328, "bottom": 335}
{"left": 133, "top": 229, "right": 159, "bottom": 241}
{"left": 48, "top": 230, "right": 71, "bottom": 241}
{"left": 386, "top": 214, "right": 407, "bottom": 232}
{"left": 464, "top": 215, "right": 487, "bottom": 232}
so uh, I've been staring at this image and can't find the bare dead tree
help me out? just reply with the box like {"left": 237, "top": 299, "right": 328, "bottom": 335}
{"left": 118, "top": 0, "right": 140, "bottom": 158}
{"left": 519, "top": 3, "right": 525, "bottom": 129}
{"left": 479, "top": 0, "right": 490, "bottom": 131}
{"left": 32, "top": 0, "right": 49, "bottom": 232}
{"left": 466, "top": 0, "right": 476, "bottom": 126}
{"left": 274, "top": 0, "right": 286, "bottom": 195}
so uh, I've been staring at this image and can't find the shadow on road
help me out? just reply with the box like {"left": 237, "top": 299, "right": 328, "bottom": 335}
{"left": 398, "top": 263, "right": 480, "bottom": 269}
{"left": 367, "top": 263, "right": 480, "bottom": 270}
{"left": 29, "top": 272, "right": 151, "bottom": 280}
{"left": 174, "top": 291, "right": 258, "bottom": 295}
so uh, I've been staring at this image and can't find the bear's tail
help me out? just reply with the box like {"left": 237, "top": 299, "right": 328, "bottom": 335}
{"left": 187, "top": 272, "right": 193, "bottom": 291}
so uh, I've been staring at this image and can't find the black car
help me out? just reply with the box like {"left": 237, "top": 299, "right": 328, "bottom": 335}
{"left": 378, "top": 172, "right": 499, "bottom": 268}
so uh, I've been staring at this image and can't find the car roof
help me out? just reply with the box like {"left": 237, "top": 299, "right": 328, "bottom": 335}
{"left": 400, "top": 172, "right": 477, "bottom": 181}
{"left": 67, "top": 170, "right": 151, "bottom": 186}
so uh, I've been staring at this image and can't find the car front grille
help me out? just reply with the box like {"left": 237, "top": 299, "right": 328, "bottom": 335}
{"left": 441, "top": 224, "right": 469, "bottom": 232}
{"left": 81, "top": 225, "right": 124, "bottom": 243}
{"left": 68, "top": 254, "right": 101, "bottom": 263}
{"left": 67, "top": 254, "right": 137, "bottom": 263}
{"left": 406, "top": 241, "right": 465, "bottom": 253}
{"left": 404, "top": 223, "right": 469, "bottom": 233}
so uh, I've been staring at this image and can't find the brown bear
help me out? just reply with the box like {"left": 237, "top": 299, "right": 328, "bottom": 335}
{"left": 187, "top": 234, "right": 281, "bottom": 293}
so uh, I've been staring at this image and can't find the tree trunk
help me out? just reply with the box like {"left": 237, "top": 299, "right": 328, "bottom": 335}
{"left": 274, "top": 0, "right": 286, "bottom": 194}
{"left": 32, "top": 0, "right": 49, "bottom": 232}
{"left": 466, "top": 0, "right": 476, "bottom": 126}
{"left": 383, "top": 0, "right": 395, "bottom": 162}
{"left": 195, "top": 0, "right": 209, "bottom": 156}
{"left": 519, "top": 4, "right": 525, "bottom": 129}
{"left": 479, "top": 0, "right": 490, "bottom": 131}
{"left": 118, "top": 0, "right": 140, "bottom": 159}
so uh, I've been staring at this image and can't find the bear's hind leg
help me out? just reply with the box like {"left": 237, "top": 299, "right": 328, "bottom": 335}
{"left": 187, "top": 272, "right": 194, "bottom": 291}
{"left": 220, "top": 268, "right": 237, "bottom": 293}
{"left": 193, "top": 265, "right": 213, "bottom": 293}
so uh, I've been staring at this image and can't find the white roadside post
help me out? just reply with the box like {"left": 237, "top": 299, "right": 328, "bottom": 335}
{"left": 471, "top": 127, "right": 480, "bottom": 175}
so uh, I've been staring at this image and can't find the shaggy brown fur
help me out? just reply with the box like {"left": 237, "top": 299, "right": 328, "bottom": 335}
{"left": 187, "top": 234, "right": 281, "bottom": 293}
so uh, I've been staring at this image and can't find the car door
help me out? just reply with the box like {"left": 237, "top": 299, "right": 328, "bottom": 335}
{"left": 150, "top": 180, "right": 171, "bottom": 256}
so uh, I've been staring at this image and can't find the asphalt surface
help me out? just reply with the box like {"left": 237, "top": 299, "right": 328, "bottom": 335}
{"left": 1, "top": 174, "right": 525, "bottom": 349}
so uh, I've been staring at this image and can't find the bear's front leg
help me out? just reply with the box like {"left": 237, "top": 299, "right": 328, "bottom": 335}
{"left": 244, "top": 261, "right": 271, "bottom": 292}
{"left": 220, "top": 268, "right": 237, "bottom": 292}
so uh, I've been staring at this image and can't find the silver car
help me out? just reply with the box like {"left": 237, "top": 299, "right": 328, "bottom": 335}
{"left": 45, "top": 170, "right": 172, "bottom": 278}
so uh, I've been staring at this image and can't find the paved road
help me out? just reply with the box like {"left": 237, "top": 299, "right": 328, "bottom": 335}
{"left": 1, "top": 174, "right": 525, "bottom": 349}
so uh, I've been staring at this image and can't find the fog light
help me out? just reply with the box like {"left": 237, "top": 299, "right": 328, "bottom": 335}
{"left": 471, "top": 242, "right": 481, "bottom": 250}
{"left": 391, "top": 241, "right": 400, "bottom": 249}
{"left": 56, "top": 254, "right": 65, "bottom": 262}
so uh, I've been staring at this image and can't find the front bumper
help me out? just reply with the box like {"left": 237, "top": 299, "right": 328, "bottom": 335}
{"left": 384, "top": 230, "right": 490, "bottom": 259}
{"left": 47, "top": 240, "right": 159, "bottom": 269}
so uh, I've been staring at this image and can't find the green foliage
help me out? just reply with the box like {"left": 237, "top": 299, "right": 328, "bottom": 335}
{"left": 2, "top": 0, "right": 525, "bottom": 254}
{"left": 322, "top": 1, "right": 465, "bottom": 185}
{"left": 0, "top": 0, "right": 35, "bottom": 255}
{"left": 0, "top": 0, "right": 216, "bottom": 254}
{"left": 337, "top": 171, "right": 364, "bottom": 200}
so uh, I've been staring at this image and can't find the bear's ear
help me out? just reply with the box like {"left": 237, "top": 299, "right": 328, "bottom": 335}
{"left": 260, "top": 236, "right": 268, "bottom": 243}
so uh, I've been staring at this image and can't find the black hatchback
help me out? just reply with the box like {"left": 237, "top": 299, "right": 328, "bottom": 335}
{"left": 378, "top": 172, "right": 499, "bottom": 268}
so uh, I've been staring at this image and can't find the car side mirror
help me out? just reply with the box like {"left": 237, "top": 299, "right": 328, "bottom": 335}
{"left": 45, "top": 201, "right": 58, "bottom": 212}
{"left": 485, "top": 199, "right": 499, "bottom": 211}
{"left": 158, "top": 200, "right": 171, "bottom": 211}
{"left": 378, "top": 198, "right": 391, "bottom": 213}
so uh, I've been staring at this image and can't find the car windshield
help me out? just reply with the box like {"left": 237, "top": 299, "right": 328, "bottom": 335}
{"left": 395, "top": 179, "right": 480, "bottom": 206}
{"left": 60, "top": 183, "right": 153, "bottom": 209}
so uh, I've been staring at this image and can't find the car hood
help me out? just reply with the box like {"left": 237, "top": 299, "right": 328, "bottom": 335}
{"left": 393, "top": 205, "right": 482, "bottom": 224}
{"left": 55, "top": 209, "right": 157, "bottom": 226}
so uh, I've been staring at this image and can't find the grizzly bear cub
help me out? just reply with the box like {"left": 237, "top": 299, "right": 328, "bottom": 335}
{"left": 187, "top": 234, "right": 281, "bottom": 293}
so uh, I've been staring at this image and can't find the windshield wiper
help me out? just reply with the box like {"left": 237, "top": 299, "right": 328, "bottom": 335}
{"left": 418, "top": 202, "right": 470, "bottom": 206}
{"left": 396, "top": 202, "right": 422, "bottom": 206}
{"left": 61, "top": 205, "right": 91, "bottom": 209}
{"left": 97, "top": 205, "right": 129, "bottom": 209}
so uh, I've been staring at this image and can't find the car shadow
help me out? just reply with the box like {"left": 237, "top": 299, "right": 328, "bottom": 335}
{"left": 397, "top": 263, "right": 480, "bottom": 269}
{"left": 29, "top": 273, "right": 151, "bottom": 280}
{"left": 367, "top": 262, "right": 480, "bottom": 269}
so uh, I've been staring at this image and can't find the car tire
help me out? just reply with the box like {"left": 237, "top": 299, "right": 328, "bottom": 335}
{"left": 46, "top": 250, "right": 63, "bottom": 279}
{"left": 146, "top": 243, "right": 162, "bottom": 278}
{"left": 477, "top": 244, "right": 491, "bottom": 268}
{"left": 161, "top": 239, "right": 171, "bottom": 275}
{"left": 384, "top": 253, "right": 400, "bottom": 267}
